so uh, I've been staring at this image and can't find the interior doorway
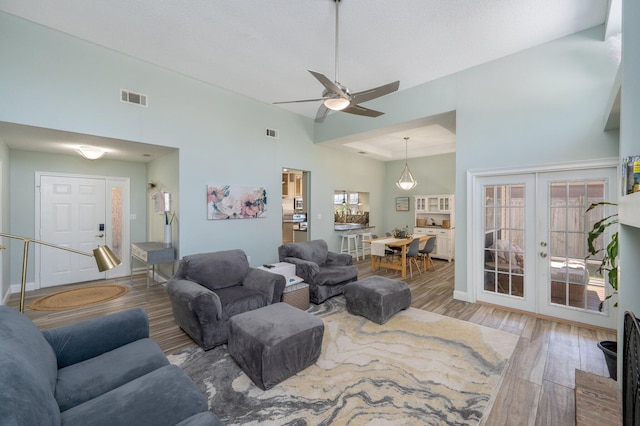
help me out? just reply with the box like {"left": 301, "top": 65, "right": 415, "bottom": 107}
{"left": 282, "top": 168, "right": 309, "bottom": 244}
{"left": 36, "top": 172, "right": 130, "bottom": 288}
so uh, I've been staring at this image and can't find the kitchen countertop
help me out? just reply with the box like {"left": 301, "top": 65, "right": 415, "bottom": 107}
{"left": 334, "top": 224, "right": 375, "bottom": 231}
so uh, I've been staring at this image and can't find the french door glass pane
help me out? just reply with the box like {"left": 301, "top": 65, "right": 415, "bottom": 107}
{"left": 548, "top": 180, "right": 606, "bottom": 311}
{"left": 483, "top": 183, "right": 525, "bottom": 298}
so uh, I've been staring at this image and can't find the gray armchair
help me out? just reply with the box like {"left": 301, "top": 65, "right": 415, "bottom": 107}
{"left": 278, "top": 239, "right": 358, "bottom": 304}
{"left": 167, "top": 249, "right": 285, "bottom": 350}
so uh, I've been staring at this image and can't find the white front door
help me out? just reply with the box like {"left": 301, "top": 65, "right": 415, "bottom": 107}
{"left": 473, "top": 165, "right": 617, "bottom": 329}
{"left": 39, "top": 175, "right": 107, "bottom": 287}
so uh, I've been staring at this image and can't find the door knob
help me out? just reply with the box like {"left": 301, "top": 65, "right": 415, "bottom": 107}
{"left": 539, "top": 252, "right": 548, "bottom": 258}
{"left": 95, "top": 234, "right": 104, "bottom": 238}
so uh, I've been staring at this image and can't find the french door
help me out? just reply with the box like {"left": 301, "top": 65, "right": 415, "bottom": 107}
{"left": 474, "top": 166, "right": 617, "bottom": 329}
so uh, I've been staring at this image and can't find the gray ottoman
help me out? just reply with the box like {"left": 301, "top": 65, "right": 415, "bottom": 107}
{"left": 343, "top": 276, "right": 411, "bottom": 324}
{"left": 228, "top": 302, "right": 324, "bottom": 390}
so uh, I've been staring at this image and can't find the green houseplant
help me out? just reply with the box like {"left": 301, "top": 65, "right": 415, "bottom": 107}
{"left": 586, "top": 201, "right": 618, "bottom": 311}
{"left": 585, "top": 201, "right": 618, "bottom": 379}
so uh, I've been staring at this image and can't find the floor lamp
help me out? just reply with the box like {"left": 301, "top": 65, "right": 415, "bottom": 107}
{"left": 0, "top": 232, "right": 121, "bottom": 313}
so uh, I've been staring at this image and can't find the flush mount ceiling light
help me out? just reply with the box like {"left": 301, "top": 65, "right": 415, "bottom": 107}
{"left": 75, "top": 145, "right": 106, "bottom": 160}
{"left": 396, "top": 137, "right": 417, "bottom": 191}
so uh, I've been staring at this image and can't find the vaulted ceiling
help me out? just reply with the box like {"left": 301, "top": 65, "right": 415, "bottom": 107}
{"left": 0, "top": 1, "right": 618, "bottom": 161}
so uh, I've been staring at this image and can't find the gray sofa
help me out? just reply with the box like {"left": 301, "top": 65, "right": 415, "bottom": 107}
{"left": 278, "top": 239, "right": 358, "bottom": 304}
{"left": 0, "top": 306, "right": 222, "bottom": 426}
{"left": 167, "top": 249, "right": 286, "bottom": 350}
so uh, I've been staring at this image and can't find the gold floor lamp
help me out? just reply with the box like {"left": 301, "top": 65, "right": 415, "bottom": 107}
{"left": 0, "top": 232, "right": 121, "bottom": 313}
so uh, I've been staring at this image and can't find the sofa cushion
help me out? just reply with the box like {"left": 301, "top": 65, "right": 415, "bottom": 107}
{"left": 0, "top": 306, "right": 60, "bottom": 426}
{"left": 279, "top": 240, "right": 328, "bottom": 265}
{"left": 183, "top": 250, "right": 250, "bottom": 291}
{"left": 215, "top": 286, "right": 268, "bottom": 320}
{"left": 55, "top": 338, "right": 169, "bottom": 412}
{"left": 313, "top": 264, "right": 358, "bottom": 286}
{"left": 60, "top": 365, "right": 210, "bottom": 426}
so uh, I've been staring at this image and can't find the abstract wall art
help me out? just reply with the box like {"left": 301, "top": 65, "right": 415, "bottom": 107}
{"left": 207, "top": 185, "right": 267, "bottom": 220}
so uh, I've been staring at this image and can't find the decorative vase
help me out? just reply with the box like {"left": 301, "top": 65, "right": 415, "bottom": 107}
{"left": 164, "top": 224, "right": 172, "bottom": 245}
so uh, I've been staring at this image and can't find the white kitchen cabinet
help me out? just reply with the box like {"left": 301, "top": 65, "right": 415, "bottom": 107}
{"left": 415, "top": 197, "right": 427, "bottom": 213}
{"left": 412, "top": 227, "right": 455, "bottom": 262}
{"left": 413, "top": 193, "right": 455, "bottom": 262}
{"left": 426, "top": 195, "right": 453, "bottom": 213}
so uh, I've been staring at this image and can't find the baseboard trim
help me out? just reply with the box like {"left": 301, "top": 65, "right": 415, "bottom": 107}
{"left": 453, "top": 290, "right": 469, "bottom": 302}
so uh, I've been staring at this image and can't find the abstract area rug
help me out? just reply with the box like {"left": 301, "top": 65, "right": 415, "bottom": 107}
{"left": 28, "top": 284, "right": 129, "bottom": 311}
{"left": 169, "top": 297, "right": 519, "bottom": 425}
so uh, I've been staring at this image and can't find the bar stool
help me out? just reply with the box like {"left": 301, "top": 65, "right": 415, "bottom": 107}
{"left": 340, "top": 234, "right": 359, "bottom": 260}
{"left": 360, "top": 232, "right": 372, "bottom": 259}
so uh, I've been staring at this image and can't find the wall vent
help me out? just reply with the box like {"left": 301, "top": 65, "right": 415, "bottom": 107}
{"left": 120, "top": 89, "right": 148, "bottom": 107}
{"left": 265, "top": 128, "right": 279, "bottom": 139}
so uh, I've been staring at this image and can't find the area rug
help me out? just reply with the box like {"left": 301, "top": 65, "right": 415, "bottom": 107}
{"left": 28, "top": 284, "right": 129, "bottom": 311}
{"left": 168, "top": 297, "right": 519, "bottom": 425}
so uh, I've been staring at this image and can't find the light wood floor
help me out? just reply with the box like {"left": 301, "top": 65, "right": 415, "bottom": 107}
{"left": 7, "top": 257, "right": 616, "bottom": 425}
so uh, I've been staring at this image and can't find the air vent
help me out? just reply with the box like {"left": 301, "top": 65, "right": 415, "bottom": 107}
{"left": 120, "top": 89, "right": 148, "bottom": 107}
{"left": 265, "top": 128, "right": 279, "bottom": 139}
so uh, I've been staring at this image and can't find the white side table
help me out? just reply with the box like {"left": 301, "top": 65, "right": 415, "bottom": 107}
{"left": 258, "top": 262, "right": 309, "bottom": 310}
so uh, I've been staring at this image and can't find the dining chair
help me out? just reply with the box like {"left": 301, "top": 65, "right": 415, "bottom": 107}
{"left": 406, "top": 238, "right": 422, "bottom": 278}
{"left": 419, "top": 237, "right": 436, "bottom": 271}
{"left": 384, "top": 233, "right": 400, "bottom": 261}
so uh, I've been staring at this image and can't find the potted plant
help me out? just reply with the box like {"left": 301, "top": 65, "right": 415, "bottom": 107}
{"left": 586, "top": 201, "right": 618, "bottom": 379}
{"left": 392, "top": 226, "right": 410, "bottom": 239}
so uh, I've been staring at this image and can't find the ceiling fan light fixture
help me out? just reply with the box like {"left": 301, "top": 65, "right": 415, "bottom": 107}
{"left": 75, "top": 145, "right": 106, "bottom": 160}
{"left": 396, "top": 137, "right": 417, "bottom": 191}
{"left": 324, "top": 97, "right": 350, "bottom": 111}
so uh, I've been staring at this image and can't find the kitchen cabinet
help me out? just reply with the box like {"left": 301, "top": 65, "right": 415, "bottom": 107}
{"left": 412, "top": 227, "right": 455, "bottom": 262}
{"left": 424, "top": 195, "right": 453, "bottom": 213}
{"left": 415, "top": 197, "right": 427, "bottom": 213}
{"left": 282, "top": 172, "right": 302, "bottom": 199}
{"left": 413, "top": 193, "right": 455, "bottom": 262}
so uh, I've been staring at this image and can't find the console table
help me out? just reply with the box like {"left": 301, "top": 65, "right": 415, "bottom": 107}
{"left": 130, "top": 242, "right": 176, "bottom": 300}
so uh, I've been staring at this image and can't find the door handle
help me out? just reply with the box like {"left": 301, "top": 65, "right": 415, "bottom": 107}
{"left": 95, "top": 234, "right": 104, "bottom": 238}
{"left": 539, "top": 252, "right": 548, "bottom": 258}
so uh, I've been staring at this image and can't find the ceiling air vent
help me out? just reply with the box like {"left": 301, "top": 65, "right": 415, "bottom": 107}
{"left": 265, "top": 128, "right": 279, "bottom": 139}
{"left": 120, "top": 89, "right": 148, "bottom": 107}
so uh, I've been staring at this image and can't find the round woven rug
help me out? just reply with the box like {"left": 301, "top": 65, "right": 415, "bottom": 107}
{"left": 28, "top": 284, "right": 130, "bottom": 311}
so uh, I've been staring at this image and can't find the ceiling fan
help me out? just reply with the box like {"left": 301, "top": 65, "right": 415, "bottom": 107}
{"left": 273, "top": 0, "right": 400, "bottom": 123}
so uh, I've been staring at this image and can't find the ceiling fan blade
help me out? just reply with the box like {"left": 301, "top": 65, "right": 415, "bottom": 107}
{"left": 273, "top": 97, "right": 326, "bottom": 105}
{"left": 342, "top": 104, "right": 385, "bottom": 118}
{"left": 308, "top": 70, "right": 348, "bottom": 98}
{"left": 315, "top": 104, "right": 330, "bottom": 123}
{"left": 351, "top": 80, "right": 400, "bottom": 104}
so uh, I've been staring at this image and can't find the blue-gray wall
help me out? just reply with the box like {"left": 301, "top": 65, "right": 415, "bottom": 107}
{"left": 0, "top": 11, "right": 386, "bottom": 297}
{"left": 618, "top": 0, "right": 640, "bottom": 373}
{"left": 7, "top": 150, "right": 148, "bottom": 288}
{"left": 310, "top": 25, "right": 619, "bottom": 298}
{"left": 0, "top": 11, "right": 625, "bottom": 309}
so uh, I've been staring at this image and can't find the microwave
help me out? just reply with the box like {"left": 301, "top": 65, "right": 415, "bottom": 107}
{"left": 294, "top": 198, "right": 303, "bottom": 210}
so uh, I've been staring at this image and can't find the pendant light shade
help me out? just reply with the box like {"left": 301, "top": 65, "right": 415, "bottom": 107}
{"left": 396, "top": 137, "right": 417, "bottom": 190}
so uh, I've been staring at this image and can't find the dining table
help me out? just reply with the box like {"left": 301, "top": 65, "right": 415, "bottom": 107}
{"left": 363, "top": 235, "right": 433, "bottom": 279}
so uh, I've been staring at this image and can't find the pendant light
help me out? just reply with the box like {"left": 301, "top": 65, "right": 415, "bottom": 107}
{"left": 396, "top": 137, "right": 417, "bottom": 190}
